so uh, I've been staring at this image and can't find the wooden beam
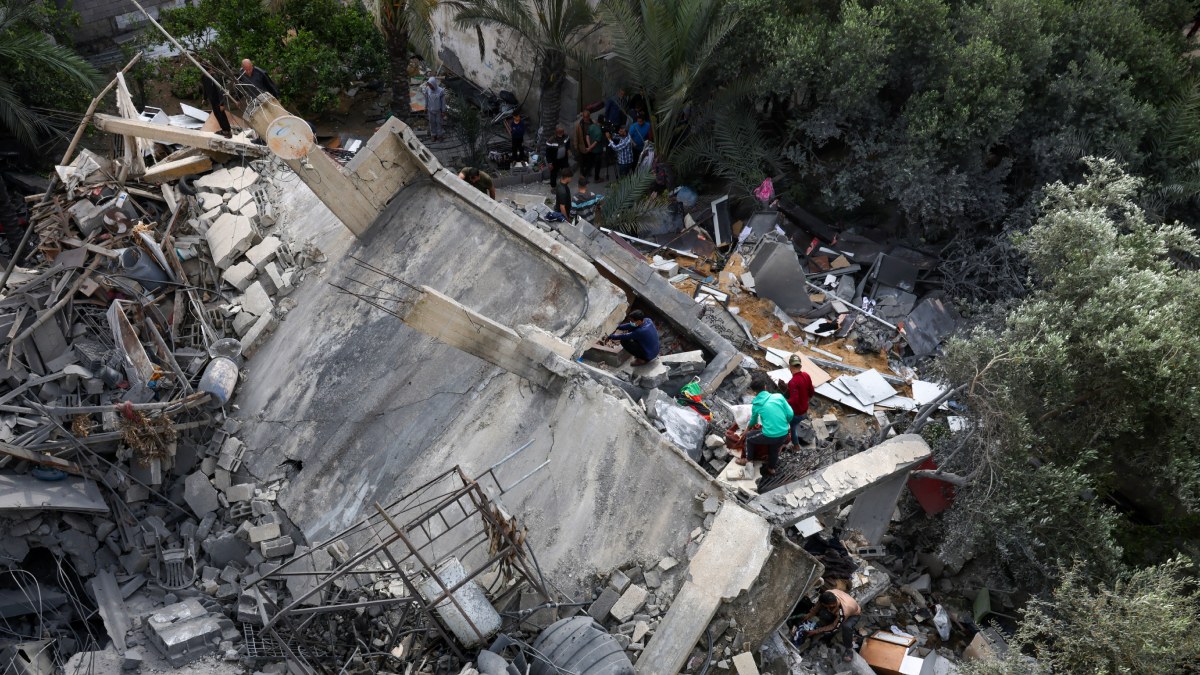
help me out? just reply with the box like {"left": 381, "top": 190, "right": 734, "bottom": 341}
{"left": 92, "top": 114, "right": 269, "bottom": 158}
{"left": 143, "top": 155, "right": 213, "bottom": 183}
{"left": 0, "top": 442, "right": 82, "bottom": 475}
{"left": 115, "top": 72, "right": 148, "bottom": 178}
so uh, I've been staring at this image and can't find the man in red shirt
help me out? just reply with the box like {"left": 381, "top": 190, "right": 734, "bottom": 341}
{"left": 786, "top": 354, "right": 815, "bottom": 447}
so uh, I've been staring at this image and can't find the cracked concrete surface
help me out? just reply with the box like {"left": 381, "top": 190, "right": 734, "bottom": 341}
{"left": 236, "top": 169, "right": 720, "bottom": 596}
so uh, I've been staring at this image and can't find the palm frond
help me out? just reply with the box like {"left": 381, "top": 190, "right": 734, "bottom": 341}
{"left": 0, "top": 77, "right": 50, "bottom": 148}
{"left": 599, "top": 168, "right": 658, "bottom": 234}
{"left": 0, "top": 31, "right": 100, "bottom": 91}
{"left": 448, "top": 0, "right": 538, "bottom": 45}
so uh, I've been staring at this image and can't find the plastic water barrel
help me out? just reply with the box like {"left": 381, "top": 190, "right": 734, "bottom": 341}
{"left": 529, "top": 617, "right": 635, "bottom": 675}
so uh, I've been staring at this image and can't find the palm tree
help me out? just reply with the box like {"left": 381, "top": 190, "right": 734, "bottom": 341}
{"left": 0, "top": 0, "right": 99, "bottom": 149}
{"left": 596, "top": 0, "right": 750, "bottom": 227}
{"left": 372, "top": 0, "right": 438, "bottom": 61}
{"left": 598, "top": 0, "right": 739, "bottom": 161}
{"left": 448, "top": 0, "right": 599, "bottom": 141}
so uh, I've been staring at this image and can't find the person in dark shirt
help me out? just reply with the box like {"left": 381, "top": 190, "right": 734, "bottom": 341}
{"left": 545, "top": 125, "right": 571, "bottom": 185}
{"left": 505, "top": 113, "right": 528, "bottom": 166}
{"left": 458, "top": 166, "right": 496, "bottom": 199}
{"left": 786, "top": 353, "right": 815, "bottom": 446}
{"left": 607, "top": 310, "right": 659, "bottom": 365}
{"left": 200, "top": 71, "right": 232, "bottom": 138}
{"left": 237, "top": 59, "right": 280, "bottom": 99}
{"left": 554, "top": 168, "right": 574, "bottom": 218}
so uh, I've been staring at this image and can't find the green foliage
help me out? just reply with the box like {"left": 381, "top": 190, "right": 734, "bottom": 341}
{"left": 148, "top": 0, "right": 388, "bottom": 117}
{"left": 446, "top": 92, "right": 489, "bottom": 167}
{"left": 959, "top": 558, "right": 1200, "bottom": 675}
{"left": 374, "top": 0, "right": 438, "bottom": 61}
{"left": 0, "top": 0, "right": 98, "bottom": 151}
{"left": 938, "top": 158, "right": 1200, "bottom": 588}
{"left": 723, "top": 0, "right": 1200, "bottom": 236}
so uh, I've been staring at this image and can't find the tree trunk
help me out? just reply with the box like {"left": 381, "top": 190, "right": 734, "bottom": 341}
{"left": 536, "top": 50, "right": 566, "bottom": 149}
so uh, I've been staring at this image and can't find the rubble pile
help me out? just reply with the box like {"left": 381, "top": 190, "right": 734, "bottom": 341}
{"left": 0, "top": 116, "right": 333, "bottom": 670}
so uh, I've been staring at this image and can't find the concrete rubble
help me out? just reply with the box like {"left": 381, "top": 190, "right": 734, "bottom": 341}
{"left": 0, "top": 65, "right": 990, "bottom": 675}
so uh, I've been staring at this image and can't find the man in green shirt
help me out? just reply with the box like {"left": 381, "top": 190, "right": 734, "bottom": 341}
{"left": 736, "top": 372, "right": 793, "bottom": 479}
{"left": 458, "top": 166, "right": 496, "bottom": 199}
{"left": 585, "top": 117, "right": 604, "bottom": 181}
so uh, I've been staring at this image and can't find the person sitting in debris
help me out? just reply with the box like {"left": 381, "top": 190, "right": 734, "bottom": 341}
{"left": 737, "top": 372, "right": 793, "bottom": 479}
{"left": 801, "top": 589, "right": 862, "bottom": 661}
{"left": 571, "top": 176, "right": 603, "bottom": 224}
{"left": 424, "top": 77, "right": 448, "bottom": 142}
{"left": 606, "top": 310, "right": 659, "bottom": 365}
{"left": 458, "top": 167, "right": 496, "bottom": 199}
{"left": 237, "top": 58, "right": 280, "bottom": 100}
{"left": 786, "top": 354, "right": 815, "bottom": 447}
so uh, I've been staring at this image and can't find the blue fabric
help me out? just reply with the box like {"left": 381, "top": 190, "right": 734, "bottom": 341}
{"left": 510, "top": 118, "right": 526, "bottom": 141}
{"left": 630, "top": 121, "right": 651, "bottom": 146}
{"left": 611, "top": 319, "right": 660, "bottom": 360}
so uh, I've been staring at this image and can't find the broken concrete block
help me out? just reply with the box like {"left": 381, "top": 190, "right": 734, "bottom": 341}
{"left": 609, "top": 569, "right": 632, "bottom": 594}
{"left": 222, "top": 261, "right": 257, "bottom": 292}
{"left": 224, "top": 483, "right": 255, "bottom": 503}
{"left": 702, "top": 496, "right": 720, "bottom": 514}
{"left": 202, "top": 532, "right": 251, "bottom": 568}
{"left": 232, "top": 311, "right": 256, "bottom": 337}
{"left": 227, "top": 190, "right": 253, "bottom": 213}
{"left": 205, "top": 212, "right": 256, "bottom": 269}
{"left": 244, "top": 235, "right": 283, "bottom": 271}
{"left": 197, "top": 192, "right": 223, "bottom": 212}
{"left": 264, "top": 262, "right": 292, "bottom": 296}
{"left": 732, "top": 651, "right": 759, "bottom": 675}
{"left": 244, "top": 522, "right": 281, "bottom": 543}
{"left": 240, "top": 312, "right": 279, "bottom": 358}
{"left": 588, "top": 588, "right": 621, "bottom": 622}
{"left": 632, "top": 621, "right": 650, "bottom": 643}
{"left": 146, "top": 598, "right": 230, "bottom": 667}
{"left": 183, "top": 472, "right": 219, "bottom": 516}
{"left": 658, "top": 556, "right": 678, "bottom": 571}
{"left": 239, "top": 200, "right": 259, "bottom": 221}
{"left": 582, "top": 342, "right": 628, "bottom": 367}
{"left": 260, "top": 536, "right": 295, "bottom": 558}
{"left": 633, "top": 361, "right": 670, "bottom": 388}
{"left": 643, "top": 569, "right": 662, "bottom": 589}
{"left": 195, "top": 166, "right": 259, "bottom": 193}
{"left": 238, "top": 281, "right": 273, "bottom": 317}
{"left": 609, "top": 585, "right": 648, "bottom": 622}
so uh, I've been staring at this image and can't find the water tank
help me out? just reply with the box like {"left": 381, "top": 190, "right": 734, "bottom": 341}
{"left": 529, "top": 617, "right": 635, "bottom": 675}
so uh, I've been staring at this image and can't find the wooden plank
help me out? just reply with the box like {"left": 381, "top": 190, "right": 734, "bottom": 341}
{"left": 114, "top": 73, "right": 148, "bottom": 177}
{"left": 143, "top": 155, "right": 212, "bottom": 183}
{"left": 93, "top": 114, "right": 269, "bottom": 157}
{"left": 0, "top": 442, "right": 82, "bottom": 474}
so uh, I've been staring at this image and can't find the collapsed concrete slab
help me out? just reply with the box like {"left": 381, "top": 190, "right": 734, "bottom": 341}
{"left": 749, "top": 434, "right": 931, "bottom": 542}
{"left": 638, "top": 503, "right": 773, "bottom": 675}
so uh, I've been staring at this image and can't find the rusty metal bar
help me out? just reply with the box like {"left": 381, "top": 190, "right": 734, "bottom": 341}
{"left": 375, "top": 501, "right": 487, "bottom": 644}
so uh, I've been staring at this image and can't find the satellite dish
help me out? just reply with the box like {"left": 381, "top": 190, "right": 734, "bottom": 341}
{"left": 265, "top": 115, "right": 314, "bottom": 160}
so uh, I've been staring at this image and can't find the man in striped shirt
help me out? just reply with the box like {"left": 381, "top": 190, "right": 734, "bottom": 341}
{"left": 571, "top": 177, "right": 603, "bottom": 223}
{"left": 607, "top": 127, "right": 635, "bottom": 177}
